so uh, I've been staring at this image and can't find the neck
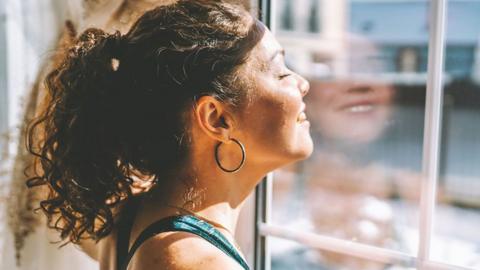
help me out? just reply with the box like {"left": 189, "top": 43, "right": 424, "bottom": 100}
{"left": 141, "top": 159, "right": 267, "bottom": 239}
{"left": 138, "top": 134, "right": 276, "bottom": 243}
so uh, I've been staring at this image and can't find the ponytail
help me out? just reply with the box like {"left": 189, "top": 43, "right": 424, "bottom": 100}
{"left": 27, "top": 28, "right": 133, "bottom": 242}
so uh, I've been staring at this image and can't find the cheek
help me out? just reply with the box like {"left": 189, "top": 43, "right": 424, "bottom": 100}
{"left": 240, "top": 79, "right": 303, "bottom": 156}
{"left": 245, "top": 97, "right": 291, "bottom": 141}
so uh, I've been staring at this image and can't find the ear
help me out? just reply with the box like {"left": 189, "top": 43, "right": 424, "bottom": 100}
{"left": 193, "top": 96, "right": 236, "bottom": 142}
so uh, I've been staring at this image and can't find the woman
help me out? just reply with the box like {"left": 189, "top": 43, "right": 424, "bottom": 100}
{"left": 26, "top": 1, "right": 312, "bottom": 269}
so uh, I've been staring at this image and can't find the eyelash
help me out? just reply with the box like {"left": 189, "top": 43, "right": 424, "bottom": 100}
{"left": 279, "top": 74, "right": 291, "bottom": 79}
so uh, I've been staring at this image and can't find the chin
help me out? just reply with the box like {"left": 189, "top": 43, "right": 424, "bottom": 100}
{"left": 291, "top": 136, "right": 314, "bottom": 161}
{"left": 280, "top": 146, "right": 313, "bottom": 169}
{"left": 262, "top": 132, "right": 314, "bottom": 170}
{"left": 300, "top": 140, "right": 314, "bottom": 159}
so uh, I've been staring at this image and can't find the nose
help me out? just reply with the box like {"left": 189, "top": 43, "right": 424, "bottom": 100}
{"left": 297, "top": 74, "right": 310, "bottom": 97}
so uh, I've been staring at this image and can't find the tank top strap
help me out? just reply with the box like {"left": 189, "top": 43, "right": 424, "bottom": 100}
{"left": 116, "top": 198, "right": 140, "bottom": 269}
{"left": 118, "top": 215, "right": 250, "bottom": 270}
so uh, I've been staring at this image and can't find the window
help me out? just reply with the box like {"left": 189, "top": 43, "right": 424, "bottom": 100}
{"left": 252, "top": 0, "right": 480, "bottom": 269}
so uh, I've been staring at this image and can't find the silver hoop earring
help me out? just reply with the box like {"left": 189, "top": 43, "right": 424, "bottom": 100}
{"left": 214, "top": 138, "right": 246, "bottom": 173}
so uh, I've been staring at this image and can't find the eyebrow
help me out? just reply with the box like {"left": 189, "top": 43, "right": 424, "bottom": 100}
{"left": 269, "top": 49, "right": 285, "bottom": 62}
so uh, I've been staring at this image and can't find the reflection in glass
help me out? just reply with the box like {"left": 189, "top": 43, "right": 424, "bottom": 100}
{"left": 271, "top": 1, "right": 480, "bottom": 269}
{"left": 272, "top": 0, "right": 430, "bottom": 264}
{"left": 272, "top": 0, "right": 480, "bottom": 269}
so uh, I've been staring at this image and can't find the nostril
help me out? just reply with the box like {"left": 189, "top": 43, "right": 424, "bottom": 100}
{"left": 294, "top": 73, "right": 310, "bottom": 96}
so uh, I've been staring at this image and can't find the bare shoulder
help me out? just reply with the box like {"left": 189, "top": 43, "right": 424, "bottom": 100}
{"left": 129, "top": 231, "right": 244, "bottom": 270}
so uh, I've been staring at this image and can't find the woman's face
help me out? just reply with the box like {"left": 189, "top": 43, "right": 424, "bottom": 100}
{"left": 307, "top": 36, "right": 394, "bottom": 144}
{"left": 236, "top": 28, "right": 313, "bottom": 169}
{"left": 308, "top": 80, "right": 394, "bottom": 144}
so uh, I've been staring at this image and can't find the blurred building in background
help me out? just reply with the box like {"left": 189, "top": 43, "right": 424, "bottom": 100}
{"left": 276, "top": 0, "right": 480, "bottom": 82}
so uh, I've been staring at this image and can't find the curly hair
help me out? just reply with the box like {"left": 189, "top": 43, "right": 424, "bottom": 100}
{"left": 26, "top": 0, "right": 265, "bottom": 244}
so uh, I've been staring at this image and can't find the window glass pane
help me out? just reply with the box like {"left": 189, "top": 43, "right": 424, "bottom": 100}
{"left": 271, "top": 0, "right": 431, "bottom": 254}
{"left": 270, "top": 236, "right": 415, "bottom": 270}
{"left": 431, "top": 0, "right": 480, "bottom": 268}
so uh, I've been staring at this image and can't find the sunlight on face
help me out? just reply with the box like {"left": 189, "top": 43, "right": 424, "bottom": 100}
{"left": 236, "top": 26, "right": 313, "bottom": 169}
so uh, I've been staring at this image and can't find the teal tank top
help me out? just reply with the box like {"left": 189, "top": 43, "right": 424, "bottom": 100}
{"left": 117, "top": 212, "right": 250, "bottom": 270}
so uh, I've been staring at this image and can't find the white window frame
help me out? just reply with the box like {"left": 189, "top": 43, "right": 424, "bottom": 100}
{"left": 245, "top": 0, "right": 479, "bottom": 269}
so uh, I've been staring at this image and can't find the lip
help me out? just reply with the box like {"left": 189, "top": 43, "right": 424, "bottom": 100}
{"left": 297, "top": 103, "right": 308, "bottom": 122}
{"left": 337, "top": 98, "right": 378, "bottom": 113}
{"left": 301, "top": 120, "right": 310, "bottom": 126}
{"left": 346, "top": 104, "right": 375, "bottom": 113}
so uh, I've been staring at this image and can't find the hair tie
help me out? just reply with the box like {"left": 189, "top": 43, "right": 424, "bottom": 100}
{"left": 107, "top": 31, "right": 124, "bottom": 71}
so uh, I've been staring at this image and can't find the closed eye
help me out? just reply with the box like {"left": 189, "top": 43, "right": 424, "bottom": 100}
{"left": 279, "top": 74, "right": 291, "bottom": 79}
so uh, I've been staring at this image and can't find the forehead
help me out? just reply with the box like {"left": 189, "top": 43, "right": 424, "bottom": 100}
{"left": 250, "top": 29, "right": 283, "bottom": 70}
{"left": 258, "top": 29, "right": 282, "bottom": 53}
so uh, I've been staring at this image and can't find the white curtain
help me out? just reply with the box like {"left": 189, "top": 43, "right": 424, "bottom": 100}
{"left": 0, "top": 0, "right": 98, "bottom": 269}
